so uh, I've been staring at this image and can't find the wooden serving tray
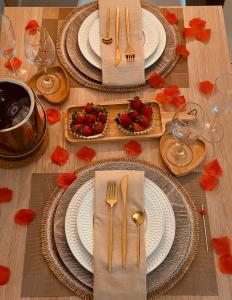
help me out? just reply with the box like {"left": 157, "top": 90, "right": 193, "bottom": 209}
{"left": 160, "top": 133, "right": 207, "bottom": 176}
{"left": 64, "top": 102, "right": 174, "bottom": 143}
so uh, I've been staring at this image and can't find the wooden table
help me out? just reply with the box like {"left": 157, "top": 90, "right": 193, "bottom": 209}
{"left": 0, "top": 5, "right": 232, "bottom": 300}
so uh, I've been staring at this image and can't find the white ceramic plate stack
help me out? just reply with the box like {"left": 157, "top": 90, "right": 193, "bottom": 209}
{"left": 65, "top": 177, "right": 175, "bottom": 274}
{"left": 78, "top": 8, "right": 167, "bottom": 70}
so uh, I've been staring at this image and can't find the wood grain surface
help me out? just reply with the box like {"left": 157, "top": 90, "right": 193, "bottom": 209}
{"left": 0, "top": 5, "right": 232, "bottom": 300}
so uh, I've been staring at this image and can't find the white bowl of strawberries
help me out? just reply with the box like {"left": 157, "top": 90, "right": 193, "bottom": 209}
{"left": 115, "top": 97, "right": 154, "bottom": 135}
{"left": 69, "top": 103, "right": 108, "bottom": 139}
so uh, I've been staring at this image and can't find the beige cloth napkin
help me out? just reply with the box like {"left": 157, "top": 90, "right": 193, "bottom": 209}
{"left": 93, "top": 170, "right": 146, "bottom": 300}
{"left": 98, "top": 0, "right": 145, "bottom": 86}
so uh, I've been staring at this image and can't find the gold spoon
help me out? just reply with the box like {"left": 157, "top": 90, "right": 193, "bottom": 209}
{"left": 132, "top": 211, "right": 144, "bottom": 267}
{"left": 102, "top": 8, "right": 113, "bottom": 44}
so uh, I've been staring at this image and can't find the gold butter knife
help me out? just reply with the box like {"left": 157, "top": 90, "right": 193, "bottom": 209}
{"left": 114, "top": 7, "right": 121, "bottom": 66}
{"left": 121, "top": 175, "right": 128, "bottom": 268}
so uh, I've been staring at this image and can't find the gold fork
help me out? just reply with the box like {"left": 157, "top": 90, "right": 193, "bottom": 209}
{"left": 114, "top": 7, "right": 121, "bottom": 66}
{"left": 106, "top": 180, "right": 118, "bottom": 272}
{"left": 125, "top": 8, "right": 135, "bottom": 63}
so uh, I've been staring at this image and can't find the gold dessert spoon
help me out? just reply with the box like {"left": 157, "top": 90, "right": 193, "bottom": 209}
{"left": 132, "top": 211, "right": 144, "bottom": 267}
{"left": 102, "top": 8, "right": 113, "bottom": 44}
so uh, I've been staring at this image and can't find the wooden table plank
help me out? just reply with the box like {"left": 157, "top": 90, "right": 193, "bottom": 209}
{"left": 0, "top": 5, "right": 232, "bottom": 300}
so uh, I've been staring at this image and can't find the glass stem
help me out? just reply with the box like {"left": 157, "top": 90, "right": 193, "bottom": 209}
{"left": 43, "top": 67, "right": 50, "bottom": 82}
{"left": 211, "top": 113, "right": 217, "bottom": 130}
{"left": 10, "top": 57, "right": 18, "bottom": 75}
{"left": 176, "top": 142, "right": 185, "bottom": 155}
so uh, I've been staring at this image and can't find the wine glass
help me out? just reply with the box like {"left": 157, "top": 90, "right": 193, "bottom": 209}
{"left": 166, "top": 102, "right": 205, "bottom": 167}
{"left": 24, "top": 26, "right": 60, "bottom": 95}
{"left": 0, "top": 14, "right": 28, "bottom": 81}
{"left": 202, "top": 73, "right": 232, "bottom": 143}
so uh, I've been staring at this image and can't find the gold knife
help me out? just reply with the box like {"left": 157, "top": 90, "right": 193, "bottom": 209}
{"left": 114, "top": 7, "right": 121, "bottom": 66}
{"left": 121, "top": 175, "right": 128, "bottom": 268}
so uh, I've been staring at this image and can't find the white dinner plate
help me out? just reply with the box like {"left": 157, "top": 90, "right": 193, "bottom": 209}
{"left": 78, "top": 9, "right": 166, "bottom": 69}
{"left": 65, "top": 177, "right": 175, "bottom": 274}
{"left": 77, "top": 178, "right": 164, "bottom": 257}
{"left": 88, "top": 11, "right": 159, "bottom": 60}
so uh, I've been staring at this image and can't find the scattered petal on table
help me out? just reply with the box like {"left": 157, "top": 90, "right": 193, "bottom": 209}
{"left": 124, "top": 140, "right": 142, "bottom": 156}
{"left": 163, "top": 85, "right": 180, "bottom": 97}
{"left": 57, "top": 173, "right": 77, "bottom": 189}
{"left": 199, "top": 174, "right": 219, "bottom": 191}
{"left": 199, "top": 209, "right": 206, "bottom": 216}
{"left": 51, "top": 146, "right": 69, "bottom": 166}
{"left": 199, "top": 80, "right": 214, "bottom": 94}
{"left": 148, "top": 72, "right": 165, "bottom": 88}
{"left": 196, "top": 28, "right": 211, "bottom": 42}
{"left": 25, "top": 19, "right": 39, "bottom": 35}
{"left": 0, "top": 266, "right": 10, "bottom": 285}
{"left": 171, "top": 95, "right": 187, "bottom": 108}
{"left": 76, "top": 146, "right": 96, "bottom": 161}
{"left": 189, "top": 17, "right": 206, "bottom": 28}
{"left": 46, "top": 108, "right": 61, "bottom": 124}
{"left": 176, "top": 45, "right": 190, "bottom": 58}
{"left": 14, "top": 209, "right": 37, "bottom": 225}
{"left": 0, "top": 188, "right": 13, "bottom": 203}
{"left": 183, "top": 27, "right": 198, "bottom": 39}
{"left": 164, "top": 10, "right": 178, "bottom": 25}
{"left": 212, "top": 236, "right": 231, "bottom": 256}
{"left": 4, "top": 57, "right": 22, "bottom": 70}
{"left": 204, "top": 159, "right": 223, "bottom": 177}
{"left": 219, "top": 255, "right": 232, "bottom": 274}
{"left": 155, "top": 93, "right": 171, "bottom": 103}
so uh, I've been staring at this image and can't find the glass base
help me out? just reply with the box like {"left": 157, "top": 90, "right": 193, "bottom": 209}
{"left": 36, "top": 73, "right": 60, "bottom": 95}
{"left": 6, "top": 68, "right": 28, "bottom": 82}
{"left": 166, "top": 142, "right": 193, "bottom": 167}
{"left": 202, "top": 121, "right": 224, "bottom": 143}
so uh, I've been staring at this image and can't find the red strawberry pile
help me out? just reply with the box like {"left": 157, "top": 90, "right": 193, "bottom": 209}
{"left": 115, "top": 97, "right": 153, "bottom": 134}
{"left": 69, "top": 103, "right": 108, "bottom": 138}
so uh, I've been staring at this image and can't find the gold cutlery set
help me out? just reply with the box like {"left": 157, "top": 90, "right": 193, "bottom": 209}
{"left": 105, "top": 176, "right": 144, "bottom": 272}
{"left": 102, "top": 7, "right": 136, "bottom": 66}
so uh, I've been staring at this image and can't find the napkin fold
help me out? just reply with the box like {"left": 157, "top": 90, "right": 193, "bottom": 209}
{"left": 98, "top": 0, "right": 145, "bottom": 86}
{"left": 94, "top": 170, "right": 146, "bottom": 300}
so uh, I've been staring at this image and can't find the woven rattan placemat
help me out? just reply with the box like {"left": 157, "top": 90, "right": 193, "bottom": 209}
{"left": 21, "top": 171, "right": 217, "bottom": 298}
{"left": 42, "top": 5, "right": 189, "bottom": 89}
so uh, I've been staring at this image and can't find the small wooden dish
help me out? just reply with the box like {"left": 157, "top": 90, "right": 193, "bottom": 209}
{"left": 65, "top": 102, "right": 174, "bottom": 143}
{"left": 160, "top": 133, "right": 207, "bottom": 176}
{"left": 27, "top": 65, "right": 70, "bottom": 104}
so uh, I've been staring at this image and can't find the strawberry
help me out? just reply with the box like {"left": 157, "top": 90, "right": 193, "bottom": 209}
{"left": 128, "top": 110, "right": 139, "bottom": 121}
{"left": 93, "top": 122, "right": 104, "bottom": 134}
{"left": 98, "top": 112, "right": 107, "bottom": 124}
{"left": 84, "top": 103, "right": 94, "bottom": 114}
{"left": 82, "top": 125, "right": 93, "bottom": 136}
{"left": 85, "top": 114, "right": 96, "bottom": 125}
{"left": 75, "top": 113, "right": 85, "bottom": 124}
{"left": 115, "top": 113, "right": 132, "bottom": 129}
{"left": 133, "top": 122, "right": 144, "bottom": 132}
{"left": 129, "top": 97, "right": 143, "bottom": 113}
{"left": 138, "top": 115, "right": 150, "bottom": 128}
{"left": 142, "top": 105, "right": 153, "bottom": 120}
{"left": 74, "top": 123, "right": 83, "bottom": 134}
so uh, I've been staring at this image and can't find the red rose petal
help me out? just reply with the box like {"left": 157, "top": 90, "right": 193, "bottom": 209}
{"left": 189, "top": 18, "right": 206, "bottom": 28}
{"left": 196, "top": 28, "right": 211, "bottom": 42}
{"left": 164, "top": 11, "right": 178, "bottom": 25}
{"left": 199, "top": 174, "right": 219, "bottom": 191}
{"left": 57, "top": 173, "right": 77, "bottom": 189}
{"left": 219, "top": 255, "right": 232, "bottom": 274}
{"left": 183, "top": 27, "right": 198, "bottom": 39}
{"left": 4, "top": 57, "right": 22, "bottom": 70}
{"left": 124, "top": 140, "right": 142, "bottom": 156}
{"left": 76, "top": 146, "right": 96, "bottom": 162}
{"left": 0, "top": 188, "right": 13, "bottom": 203}
{"left": 199, "top": 80, "right": 214, "bottom": 94}
{"left": 163, "top": 85, "right": 180, "bottom": 97}
{"left": 155, "top": 93, "right": 171, "bottom": 103}
{"left": 204, "top": 159, "right": 223, "bottom": 177}
{"left": 176, "top": 45, "right": 190, "bottom": 58}
{"left": 171, "top": 95, "right": 187, "bottom": 108}
{"left": 46, "top": 108, "right": 61, "bottom": 124}
{"left": 199, "top": 209, "right": 206, "bottom": 216}
{"left": 148, "top": 72, "right": 165, "bottom": 89}
{"left": 14, "top": 209, "right": 36, "bottom": 225}
{"left": 0, "top": 266, "right": 10, "bottom": 285}
{"left": 51, "top": 146, "right": 69, "bottom": 166}
{"left": 212, "top": 236, "right": 231, "bottom": 256}
{"left": 4, "top": 48, "right": 14, "bottom": 57}
{"left": 25, "top": 19, "right": 39, "bottom": 35}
